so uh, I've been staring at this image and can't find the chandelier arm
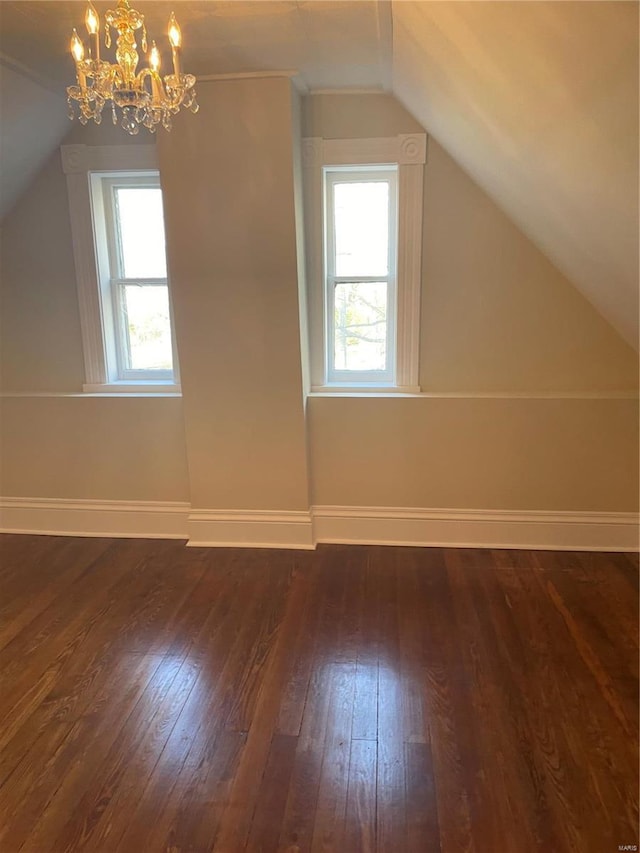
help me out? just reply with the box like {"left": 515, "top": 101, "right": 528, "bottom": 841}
{"left": 138, "top": 68, "right": 164, "bottom": 106}
{"left": 162, "top": 79, "right": 184, "bottom": 111}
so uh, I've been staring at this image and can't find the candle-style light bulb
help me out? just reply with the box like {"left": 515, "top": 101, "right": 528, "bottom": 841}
{"left": 149, "top": 41, "right": 161, "bottom": 72}
{"left": 168, "top": 13, "right": 182, "bottom": 77}
{"left": 71, "top": 29, "right": 85, "bottom": 63}
{"left": 85, "top": 3, "right": 100, "bottom": 61}
{"left": 149, "top": 41, "right": 162, "bottom": 104}
{"left": 85, "top": 3, "right": 99, "bottom": 34}
{"left": 168, "top": 12, "right": 182, "bottom": 47}
{"left": 71, "top": 29, "right": 87, "bottom": 90}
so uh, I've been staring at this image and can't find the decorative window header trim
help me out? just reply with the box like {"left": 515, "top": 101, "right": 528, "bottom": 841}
{"left": 303, "top": 134, "right": 427, "bottom": 169}
{"left": 61, "top": 143, "right": 157, "bottom": 175}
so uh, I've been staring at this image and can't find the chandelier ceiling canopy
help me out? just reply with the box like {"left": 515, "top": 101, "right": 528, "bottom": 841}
{"left": 67, "top": 0, "right": 199, "bottom": 135}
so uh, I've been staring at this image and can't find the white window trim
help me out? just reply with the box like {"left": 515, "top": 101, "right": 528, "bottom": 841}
{"left": 62, "top": 143, "right": 180, "bottom": 394}
{"left": 303, "top": 133, "right": 426, "bottom": 393}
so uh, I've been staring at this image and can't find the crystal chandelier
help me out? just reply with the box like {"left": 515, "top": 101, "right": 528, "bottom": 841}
{"left": 67, "top": 0, "right": 198, "bottom": 134}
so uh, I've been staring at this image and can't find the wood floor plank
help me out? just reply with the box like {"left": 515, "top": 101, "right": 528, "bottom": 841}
{"left": 369, "top": 547, "right": 407, "bottom": 853}
{"left": 277, "top": 662, "right": 336, "bottom": 852}
{"left": 0, "top": 652, "right": 165, "bottom": 853}
{"left": 210, "top": 557, "right": 314, "bottom": 853}
{"left": 0, "top": 538, "right": 175, "bottom": 707}
{"left": 309, "top": 662, "right": 356, "bottom": 852}
{"left": 76, "top": 553, "right": 274, "bottom": 852}
{"left": 405, "top": 741, "right": 440, "bottom": 853}
{"left": 395, "top": 548, "right": 430, "bottom": 744}
{"left": 422, "top": 555, "right": 480, "bottom": 853}
{"left": 0, "top": 537, "right": 113, "bottom": 652}
{"left": 144, "top": 556, "right": 302, "bottom": 853}
{"left": 350, "top": 552, "right": 378, "bottom": 743}
{"left": 343, "top": 738, "right": 377, "bottom": 853}
{"left": 25, "top": 657, "right": 200, "bottom": 853}
{"left": 503, "top": 566, "right": 639, "bottom": 846}
{"left": 0, "top": 535, "right": 636, "bottom": 853}
{"left": 0, "top": 539, "right": 197, "bottom": 787}
{"left": 445, "top": 561, "right": 560, "bottom": 853}
{"left": 485, "top": 563, "right": 621, "bottom": 851}
{"left": 276, "top": 553, "right": 329, "bottom": 738}
{"left": 245, "top": 733, "right": 298, "bottom": 853}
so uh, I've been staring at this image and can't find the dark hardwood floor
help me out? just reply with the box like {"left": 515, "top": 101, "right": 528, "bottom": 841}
{"left": 0, "top": 534, "right": 637, "bottom": 853}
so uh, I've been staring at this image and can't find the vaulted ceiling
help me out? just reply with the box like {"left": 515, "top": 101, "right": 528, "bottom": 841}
{"left": 392, "top": 1, "right": 639, "bottom": 348}
{"left": 0, "top": 0, "right": 637, "bottom": 347}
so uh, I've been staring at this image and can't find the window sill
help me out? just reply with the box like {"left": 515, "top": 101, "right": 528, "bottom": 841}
{"left": 309, "top": 384, "right": 421, "bottom": 396}
{"left": 82, "top": 382, "right": 181, "bottom": 395}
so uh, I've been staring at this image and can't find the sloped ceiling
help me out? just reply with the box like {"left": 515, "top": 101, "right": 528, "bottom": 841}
{"left": 392, "top": 0, "right": 639, "bottom": 349}
{"left": 0, "top": 62, "right": 70, "bottom": 219}
{"left": 0, "top": 1, "right": 637, "bottom": 349}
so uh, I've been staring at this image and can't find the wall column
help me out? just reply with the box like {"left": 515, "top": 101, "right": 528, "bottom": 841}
{"left": 158, "top": 77, "right": 311, "bottom": 547}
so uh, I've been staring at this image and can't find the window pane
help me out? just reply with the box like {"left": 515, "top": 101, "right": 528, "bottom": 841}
{"left": 116, "top": 187, "right": 167, "bottom": 279}
{"left": 334, "top": 281, "right": 387, "bottom": 372}
{"left": 334, "top": 181, "right": 389, "bottom": 277}
{"left": 122, "top": 284, "right": 173, "bottom": 370}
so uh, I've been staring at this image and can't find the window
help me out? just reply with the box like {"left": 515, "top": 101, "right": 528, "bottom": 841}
{"left": 62, "top": 143, "right": 179, "bottom": 393}
{"left": 92, "top": 174, "right": 175, "bottom": 382}
{"left": 304, "top": 134, "right": 426, "bottom": 392}
{"left": 324, "top": 166, "right": 398, "bottom": 384}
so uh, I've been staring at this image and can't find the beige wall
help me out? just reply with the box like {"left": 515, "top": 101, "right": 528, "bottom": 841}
{"left": 1, "top": 148, "right": 85, "bottom": 393}
{"left": 0, "top": 89, "right": 637, "bottom": 517}
{"left": 303, "top": 93, "right": 423, "bottom": 139}
{"left": 157, "top": 77, "right": 309, "bottom": 511}
{"left": 0, "top": 396, "right": 190, "bottom": 501}
{"left": 308, "top": 397, "right": 638, "bottom": 512}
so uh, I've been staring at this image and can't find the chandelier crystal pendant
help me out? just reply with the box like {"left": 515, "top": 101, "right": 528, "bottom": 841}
{"left": 67, "top": 0, "right": 199, "bottom": 135}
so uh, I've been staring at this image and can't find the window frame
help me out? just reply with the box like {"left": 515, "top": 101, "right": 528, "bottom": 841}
{"left": 324, "top": 165, "right": 398, "bottom": 385}
{"left": 62, "top": 144, "right": 180, "bottom": 394}
{"left": 97, "top": 173, "right": 175, "bottom": 382}
{"left": 303, "top": 133, "right": 426, "bottom": 394}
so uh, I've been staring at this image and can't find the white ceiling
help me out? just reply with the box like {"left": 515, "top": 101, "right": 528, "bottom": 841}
{"left": 0, "top": 1, "right": 393, "bottom": 91}
{"left": 0, "top": 0, "right": 637, "bottom": 348}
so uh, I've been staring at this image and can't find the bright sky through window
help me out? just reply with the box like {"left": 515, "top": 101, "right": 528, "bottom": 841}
{"left": 116, "top": 187, "right": 167, "bottom": 279}
{"left": 334, "top": 181, "right": 389, "bottom": 277}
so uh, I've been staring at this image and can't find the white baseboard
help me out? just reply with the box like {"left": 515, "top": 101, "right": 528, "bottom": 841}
{"left": 313, "top": 506, "right": 640, "bottom": 552}
{"left": 0, "top": 498, "right": 637, "bottom": 552}
{"left": 186, "top": 510, "right": 315, "bottom": 550}
{"left": 0, "top": 497, "right": 189, "bottom": 539}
